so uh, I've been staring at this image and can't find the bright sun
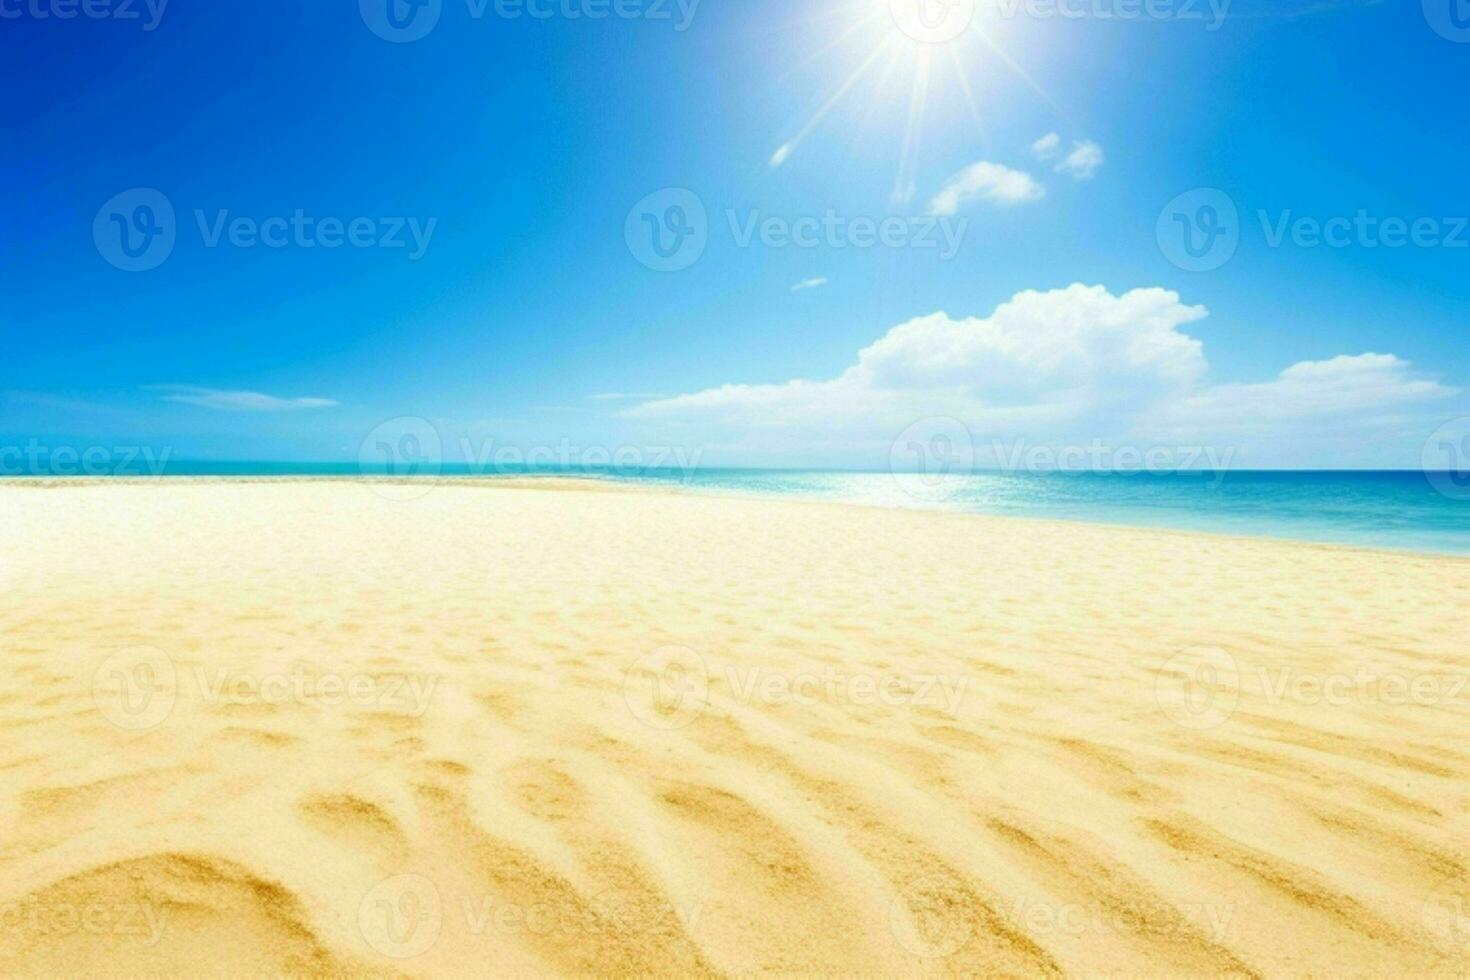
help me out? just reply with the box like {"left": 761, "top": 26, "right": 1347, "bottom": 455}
{"left": 770, "top": 0, "right": 1047, "bottom": 205}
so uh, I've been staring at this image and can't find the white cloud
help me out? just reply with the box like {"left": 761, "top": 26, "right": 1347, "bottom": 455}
{"left": 792, "top": 277, "right": 830, "bottom": 292}
{"left": 1055, "top": 140, "right": 1105, "bottom": 181}
{"left": 149, "top": 385, "right": 339, "bottom": 412}
{"left": 588, "top": 392, "right": 665, "bottom": 402}
{"left": 1031, "top": 132, "right": 1061, "bottom": 161}
{"left": 927, "top": 161, "right": 1045, "bottom": 215}
{"left": 624, "top": 284, "right": 1458, "bottom": 468}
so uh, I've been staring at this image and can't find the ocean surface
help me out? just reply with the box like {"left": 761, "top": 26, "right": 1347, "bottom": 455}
{"left": 16, "top": 462, "right": 1468, "bottom": 555}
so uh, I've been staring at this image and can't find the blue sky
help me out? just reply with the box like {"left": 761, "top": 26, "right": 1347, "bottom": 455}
{"left": 2, "top": 0, "right": 1466, "bottom": 470}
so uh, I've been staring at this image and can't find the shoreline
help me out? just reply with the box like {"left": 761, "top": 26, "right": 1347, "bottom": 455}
{"left": 3, "top": 474, "right": 1467, "bottom": 561}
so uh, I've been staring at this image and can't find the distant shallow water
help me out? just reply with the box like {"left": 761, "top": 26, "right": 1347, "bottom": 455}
{"left": 9, "top": 464, "right": 1469, "bottom": 555}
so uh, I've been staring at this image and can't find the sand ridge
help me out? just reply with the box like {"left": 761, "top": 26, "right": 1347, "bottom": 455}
{"left": 0, "top": 480, "right": 1466, "bottom": 976}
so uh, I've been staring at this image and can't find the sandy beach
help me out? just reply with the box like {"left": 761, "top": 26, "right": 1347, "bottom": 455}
{"left": 0, "top": 479, "right": 1466, "bottom": 977}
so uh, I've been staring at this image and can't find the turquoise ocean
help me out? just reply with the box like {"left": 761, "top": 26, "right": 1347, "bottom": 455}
{"left": 23, "top": 462, "right": 1468, "bottom": 556}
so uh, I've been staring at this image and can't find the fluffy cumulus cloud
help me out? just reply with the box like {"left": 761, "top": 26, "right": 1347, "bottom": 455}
{"left": 926, "top": 162, "right": 1045, "bottom": 214}
{"left": 623, "top": 285, "right": 1458, "bottom": 468}
{"left": 1055, "top": 140, "right": 1105, "bottom": 181}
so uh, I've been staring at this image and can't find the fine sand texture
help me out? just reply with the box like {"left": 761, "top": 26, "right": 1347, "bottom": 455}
{"left": 0, "top": 480, "right": 1466, "bottom": 976}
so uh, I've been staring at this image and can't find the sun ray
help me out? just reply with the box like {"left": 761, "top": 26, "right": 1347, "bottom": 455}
{"left": 768, "top": 4, "right": 889, "bottom": 88}
{"left": 891, "top": 52, "right": 932, "bottom": 206}
{"left": 967, "top": 25, "right": 1067, "bottom": 120}
{"left": 768, "top": 2, "right": 1066, "bottom": 193}
{"left": 771, "top": 36, "right": 895, "bottom": 168}
{"left": 947, "top": 43, "right": 988, "bottom": 143}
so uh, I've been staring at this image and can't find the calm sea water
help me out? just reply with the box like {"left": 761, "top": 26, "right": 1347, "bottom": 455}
{"left": 31, "top": 462, "right": 1468, "bottom": 555}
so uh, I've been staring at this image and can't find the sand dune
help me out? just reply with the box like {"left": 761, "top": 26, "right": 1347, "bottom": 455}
{"left": 0, "top": 479, "right": 1466, "bottom": 976}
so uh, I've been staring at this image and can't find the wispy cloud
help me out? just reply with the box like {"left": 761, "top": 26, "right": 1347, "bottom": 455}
{"left": 792, "top": 277, "right": 829, "bottom": 293}
{"left": 1031, "top": 133, "right": 1061, "bottom": 161}
{"left": 927, "top": 162, "right": 1045, "bottom": 216}
{"left": 1055, "top": 140, "right": 1105, "bottom": 181}
{"left": 148, "top": 385, "right": 339, "bottom": 412}
{"left": 588, "top": 392, "right": 666, "bottom": 402}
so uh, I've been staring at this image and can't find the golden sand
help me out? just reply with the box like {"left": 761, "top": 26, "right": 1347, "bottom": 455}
{"left": 0, "top": 480, "right": 1466, "bottom": 976}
